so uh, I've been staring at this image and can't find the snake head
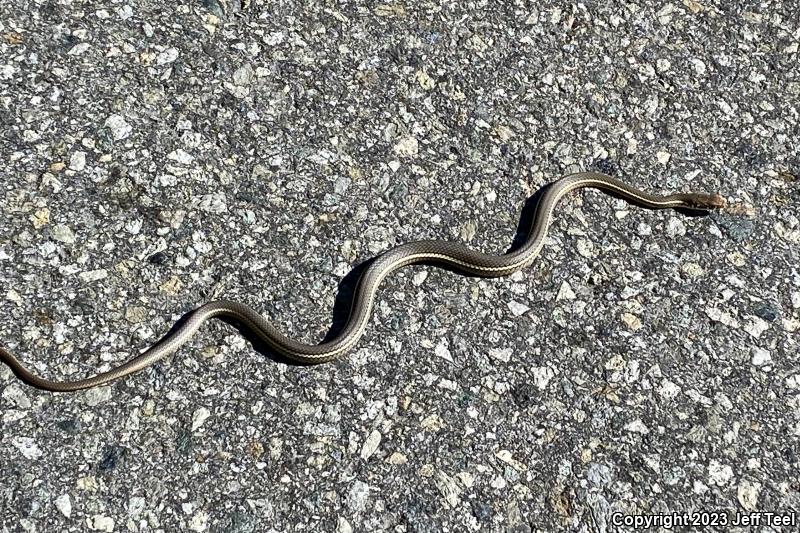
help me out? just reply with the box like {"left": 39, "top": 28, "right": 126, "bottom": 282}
{"left": 685, "top": 193, "right": 727, "bottom": 210}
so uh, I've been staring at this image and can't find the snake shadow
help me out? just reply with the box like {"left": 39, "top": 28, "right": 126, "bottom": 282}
{"left": 186, "top": 183, "right": 713, "bottom": 368}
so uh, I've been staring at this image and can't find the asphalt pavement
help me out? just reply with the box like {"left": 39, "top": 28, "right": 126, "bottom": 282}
{"left": 1, "top": 1, "right": 798, "bottom": 532}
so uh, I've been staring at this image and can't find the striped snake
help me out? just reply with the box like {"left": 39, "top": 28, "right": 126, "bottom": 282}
{"left": 0, "top": 172, "right": 726, "bottom": 392}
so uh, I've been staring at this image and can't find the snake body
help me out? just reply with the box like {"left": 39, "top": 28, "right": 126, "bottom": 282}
{"left": 0, "top": 172, "right": 725, "bottom": 392}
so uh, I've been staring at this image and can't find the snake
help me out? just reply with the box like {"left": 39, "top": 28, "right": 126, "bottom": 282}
{"left": 0, "top": 172, "right": 726, "bottom": 392}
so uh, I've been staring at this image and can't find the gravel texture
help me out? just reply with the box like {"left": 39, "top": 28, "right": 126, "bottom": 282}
{"left": 1, "top": 1, "right": 798, "bottom": 532}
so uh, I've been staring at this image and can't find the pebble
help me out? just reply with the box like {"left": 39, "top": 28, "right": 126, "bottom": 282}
{"left": 624, "top": 419, "right": 650, "bottom": 434}
{"left": 489, "top": 347, "right": 513, "bottom": 363}
{"left": 737, "top": 480, "right": 761, "bottom": 511}
{"left": 556, "top": 281, "right": 576, "bottom": 301}
{"left": 713, "top": 215, "right": 755, "bottom": 242}
{"left": 193, "top": 193, "right": 228, "bottom": 213}
{"left": 393, "top": 136, "right": 419, "bottom": 157}
{"left": 707, "top": 460, "right": 734, "bottom": 486}
{"left": 412, "top": 271, "right": 428, "bottom": 286}
{"left": 360, "top": 430, "right": 381, "bottom": 460}
{"left": 69, "top": 151, "right": 86, "bottom": 171}
{"left": 189, "top": 511, "right": 210, "bottom": 532}
{"left": 751, "top": 347, "right": 772, "bottom": 367}
{"left": 2, "top": 384, "right": 31, "bottom": 409}
{"left": 31, "top": 207, "right": 50, "bottom": 229}
{"left": 587, "top": 463, "right": 613, "bottom": 487}
{"left": 156, "top": 47, "right": 179, "bottom": 65}
{"left": 125, "top": 306, "right": 148, "bottom": 323}
{"left": 659, "top": 379, "right": 681, "bottom": 400}
{"left": 507, "top": 300, "right": 530, "bottom": 316}
{"left": 233, "top": 63, "right": 254, "bottom": 86}
{"left": 434, "top": 339, "right": 453, "bottom": 362}
{"left": 420, "top": 414, "right": 444, "bottom": 432}
{"left": 621, "top": 312, "right": 643, "bottom": 331}
{"left": 531, "top": 366, "right": 555, "bottom": 390}
{"left": 665, "top": 218, "right": 686, "bottom": 237}
{"left": 576, "top": 238, "right": 594, "bottom": 258}
{"left": 346, "top": 480, "right": 371, "bottom": 512}
{"left": 87, "top": 515, "right": 115, "bottom": 532}
{"left": 744, "top": 316, "right": 769, "bottom": 338}
{"left": 11, "top": 436, "right": 43, "bottom": 459}
{"left": 752, "top": 302, "right": 780, "bottom": 322}
{"left": 55, "top": 494, "right": 72, "bottom": 518}
{"left": 167, "top": 148, "right": 194, "bottom": 164}
{"left": 387, "top": 452, "right": 407, "bottom": 465}
{"left": 434, "top": 471, "right": 463, "bottom": 508}
{"left": 79, "top": 269, "right": 109, "bottom": 283}
{"left": 128, "top": 496, "right": 146, "bottom": 517}
{"left": 337, "top": 518, "right": 353, "bottom": 533}
{"left": 705, "top": 307, "right": 740, "bottom": 328}
{"left": 192, "top": 407, "right": 212, "bottom": 431}
{"left": 83, "top": 386, "right": 112, "bottom": 407}
{"left": 104, "top": 114, "right": 132, "bottom": 140}
{"left": 50, "top": 224, "right": 76, "bottom": 244}
{"left": 681, "top": 262, "right": 704, "bottom": 277}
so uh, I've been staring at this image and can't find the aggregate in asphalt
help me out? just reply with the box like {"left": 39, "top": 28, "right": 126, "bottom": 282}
{"left": 1, "top": 1, "right": 798, "bottom": 532}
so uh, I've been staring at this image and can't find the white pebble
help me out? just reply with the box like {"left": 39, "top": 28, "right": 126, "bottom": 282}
{"left": 87, "top": 515, "right": 115, "bottom": 532}
{"left": 434, "top": 339, "right": 453, "bottom": 362}
{"left": 532, "top": 366, "right": 555, "bottom": 389}
{"left": 708, "top": 460, "right": 734, "bottom": 486}
{"left": 55, "top": 494, "right": 72, "bottom": 518}
{"left": 576, "top": 239, "right": 594, "bottom": 258}
{"left": 2, "top": 384, "right": 31, "bottom": 409}
{"left": 658, "top": 379, "right": 681, "bottom": 400}
{"left": 665, "top": 218, "right": 686, "bottom": 237}
{"left": 192, "top": 407, "right": 212, "bottom": 431}
{"left": 83, "top": 386, "right": 112, "bottom": 406}
{"left": 556, "top": 281, "right": 576, "bottom": 301}
{"left": 68, "top": 43, "right": 91, "bottom": 56}
{"left": 79, "top": 269, "right": 108, "bottom": 283}
{"left": 360, "top": 430, "right": 382, "bottom": 460}
{"left": 104, "top": 114, "right": 132, "bottom": 140}
{"left": 167, "top": 149, "right": 194, "bottom": 165}
{"left": 489, "top": 347, "right": 513, "bottom": 363}
{"left": 737, "top": 480, "right": 761, "bottom": 511}
{"left": 156, "top": 47, "right": 179, "bottom": 65}
{"left": 337, "top": 517, "right": 353, "bottom": 533}
{"left": 744, "top": 316, "right": 769, "bottom": 338}
{"left": 621, "top": 312, "right": 643, "bottom": 331}
{"left": 128, "top": 496, "right": 146, "bottom": 517}
{"left": 393, "top": 135, "right": 419, "bottom": 157}
{"left": 624, "top": 419, "right": 650, "bottom": 434}
{"left": 346, "top": 480, "right": 371, "bottom": 512}
{"left": 750, "top": 347, "right": 772, "bottom": 367}
{"left": 189, "top": 511, "right": 209, "bottom": 532}
{"left": 193, "top": 193, "right": 227, "bottom": 213}
{"left": 69, "top": 151, "right": 86, "bottom": 171}
{"left": 12, "top": 436, "right": 43, "bottom": 459}
{"left": 51, "top": 224, "right": 76, "bottom": 244}
{"left": 507, "top": 300, "right": 530, "bottom": 316}
{"left": 692, "top": 58, "right": 707, "bottom": 76}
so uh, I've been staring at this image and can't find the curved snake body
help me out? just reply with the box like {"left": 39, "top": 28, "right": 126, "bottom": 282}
{"left": 0, "top": 172, "right": 726, "bottom": 392}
